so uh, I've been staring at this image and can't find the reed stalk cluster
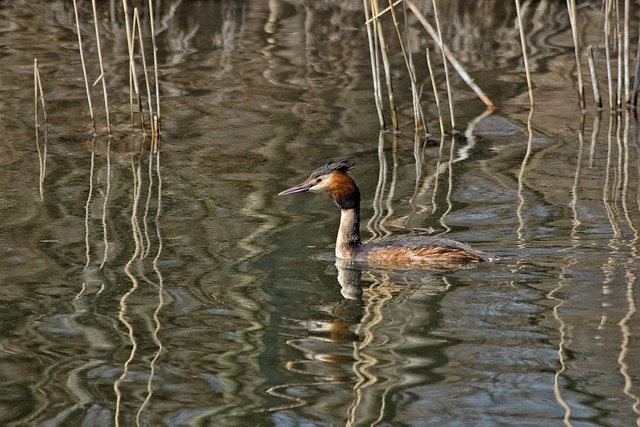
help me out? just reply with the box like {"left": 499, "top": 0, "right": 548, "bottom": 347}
{"left": 35, "top": 0, "right": 161, "bottom": 138}
{"left": 364, "top": 0, "right": 640, "bottom": 135}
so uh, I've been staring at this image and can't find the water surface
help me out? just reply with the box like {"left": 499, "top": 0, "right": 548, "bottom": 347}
{"left": 0, "top": 1, "right": 638, "bottom": 426}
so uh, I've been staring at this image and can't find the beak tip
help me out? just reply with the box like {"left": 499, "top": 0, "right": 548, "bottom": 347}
{"left": 278, "top": 183, "right": 310, "bottom": 196}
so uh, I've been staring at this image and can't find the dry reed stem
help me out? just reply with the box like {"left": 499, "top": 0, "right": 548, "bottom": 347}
{"left": 604, "top": 0, "right": 614, "bottom": 110}
{"left": 425, "top": 48, "right": 445, "bottom": 136}
{"left": 370, "top": 0, "right": 399, "bottom": 131}
{"left": 33, "top": 59, "right": 47, "bottom": 123}
{"left": 34, "top": 59, "right": 38, "bottom": 131}
{"left": 122, "top": 1, "right": 146, "bottom": 133}
{"left": 153, "top": 116, "right": 159, "bottom": 150}
{"left": 406, "top": 0, "right": 495, "bottom": 110}
{"left": 73, "top": 0, "right": 96, "bottom": 133}
{"left": 365, "top": 0, "right": 403, "bottom": 24}
{"left": 403, "top": 2, "right": 429, "bottom": 134}
{"left": 623, "top": 0, "right": 630, "bottom": 104}
{"left": 34, "top": 58, "right": 47, "bottom": 200}
{"left": 587, "top": 46, "right": 603, "bottom": 110}
{"left": 148, "top": 0, "right": 161, "bottom": 134}
{"left": 122, "top": 0, "right": 135, "bottom": 129}
{"left": 430, "top": 0, "right": 455, "bottom": 130}
{"left": 514, "top": 0, "right": 534, "bottom": 107}
{"left": 134, "top": 9, "right": 155, "bottom": 136}
{"left": 387, "top": 0, "right": 427, "bottom": 133}
{"left": 566, "top": 0, "right": 586, "bottom": 110}
{"left": 131, "top": 10, "right": 148, "bottom": 133}
{"left": 363, "top": 0, "right": 386, "bottom": 129}
{"left": 632, "top": 31, "right": 640, "bottom": 106}
{"left": 91, "top": 0, "right": 111, "bottom": 134}
{"left": 617, "top": 17, "right": 623, "bottom": 110}
{"left": 610, "top": 0, "right": 623, "bottom": 109}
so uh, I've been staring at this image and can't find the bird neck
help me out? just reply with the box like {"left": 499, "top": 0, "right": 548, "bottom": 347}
{"left": 335, "top": 207, "right": 362, "bottom": 259}
{"left": 330, "top": 175, "right": 362, "bottom": 259}
{"left": 327, "top": 173, "right": 362, "bottom": 259}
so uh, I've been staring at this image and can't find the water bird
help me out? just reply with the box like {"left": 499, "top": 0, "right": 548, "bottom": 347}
{"left": 278, "top": 160, "right": 491, "bottom": 269}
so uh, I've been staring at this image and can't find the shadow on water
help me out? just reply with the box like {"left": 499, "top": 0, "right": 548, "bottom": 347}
{"left": 0, "top": 0, "right": 639, "bottom": 426}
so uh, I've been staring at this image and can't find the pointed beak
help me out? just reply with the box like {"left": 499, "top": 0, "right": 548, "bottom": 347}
{"left": 278, "top": 182, "right": 311, "bottom": 196}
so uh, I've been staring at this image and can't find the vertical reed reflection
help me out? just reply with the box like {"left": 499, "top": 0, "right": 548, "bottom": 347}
{"left": 517, "top": 109, "right": 534, "bottom": 244}
{"left": 83, "top": 139, "right": 97, "bottom": 275}
{"left": 550, "top": 261, "right": 573, "bottom": 427}
{"left": 113, "top": 137, "right": 144, "bottom": 427}
{"left": 617, "top": 112, "right": 640, "bottom": 422}
{"left": 367, "top": 131, "right": 389, "bottom": 239}
{"left": 100, "top": 138, "right": 112, "bottom": 269}
{"left": 137, "top": 136, "right": 164, "bottom": 425}
{"left": 569, "top": 115, "right": 586, "bottom": 239}
{"left": 113, "top": 135, "right": 164, "bottom": 427}
{"left": 380, "top": 135, "right": 399, "bottom": 238}
{"left": 619, "top": 269, "right": 639, "bottom": 421}
{"left": 35, "top": 124, "right": 47, "bottom": 202}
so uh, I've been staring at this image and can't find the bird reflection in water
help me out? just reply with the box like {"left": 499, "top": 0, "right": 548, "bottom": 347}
{"left": 270, "top": 258, "right": 452, "bottom": 424}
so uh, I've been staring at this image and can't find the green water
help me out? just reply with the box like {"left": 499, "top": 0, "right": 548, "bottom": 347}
{"left": 0, "top": 1, "right": 638, "bottom": 426}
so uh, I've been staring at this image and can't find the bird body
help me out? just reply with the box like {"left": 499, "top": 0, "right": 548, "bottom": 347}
{"left": 278, "top": 160, "right": 491, "bottom": 268}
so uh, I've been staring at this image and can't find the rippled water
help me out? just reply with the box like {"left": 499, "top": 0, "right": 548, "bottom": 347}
{"left": 0, "top": 1, "right": 638, "bottom": 426}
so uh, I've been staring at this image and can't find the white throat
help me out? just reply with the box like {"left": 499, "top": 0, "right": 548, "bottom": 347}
{"left": 335, "top": 208, "right": 360, "bottom": 259}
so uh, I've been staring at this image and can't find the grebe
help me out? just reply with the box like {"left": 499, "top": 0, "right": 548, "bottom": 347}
{"left": 278, "top": 160, "right": 491, "bottom": 268}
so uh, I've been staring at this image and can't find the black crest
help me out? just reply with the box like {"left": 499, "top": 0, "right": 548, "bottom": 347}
{"left": 309, "top": 160, "right": 355, "bottom": 179}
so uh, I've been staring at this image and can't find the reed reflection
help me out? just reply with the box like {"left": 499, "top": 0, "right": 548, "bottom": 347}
{"left": 113, "top": 135, "right": 164, "bottom": 427}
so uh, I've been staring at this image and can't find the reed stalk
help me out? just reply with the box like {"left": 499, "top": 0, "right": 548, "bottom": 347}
{"left": 425, "top": 48, "right": 445, "bottom": 137}
{"left": 515, "top": 0, "right": 534, "bottom": 107}
{"left": 403, "top": 1, "right": 428, "bottom": 134}
{"left": 134, "top": 9, "right": 155, "bottom": 136}
{"left": 34, "top": 59, "right": 38, "bottom": 131}
{"left": 33, "top": 59, "right": 47, "bottom": 123}
{"left": 148, "top": 0, "right": 161, "bottom": 134}
{"left": 122, "top": 0, "right": 146, "bottom": 133}
{"left": 617, "top": 16, "right": 623, "bottom": 110}
{"left": 91, "top": 0, "right": 111, "bottom": 134}
{"left": 604, "top": 0, "right": 614, "bottom": 111}
{"left": 387, "top": 0, "right": 427, "bottom": 133}
{"left": 370, "top": 0, "right": 399, "bottom": 131}
{"left": 623, "top": 0, "right": 630, "bottom": 105}
{"left": 632, "top": 31, "right": 640, "bottom": 107}
{"left": 34, "top": 58, "right": 47, "bottom": 200}
{"left": 406, "top": 0, "right": 494, "bottom": 110}
{"left": 566, "top": 0, "right": 586, "bottom": 110}
{"left": 73, "top": 0, "right": 96, "bottom": 133}
{"left": 366, "top": 0, "right": 403, "bottom": 22}
{"left": 363, "top": 0, "right": 386, "bottom": 129}
{"left": 587, "top": 46, "right": 603, "bottom": 110}
{"left": 430, "top": 0, "right": 455, "bottom": 130}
